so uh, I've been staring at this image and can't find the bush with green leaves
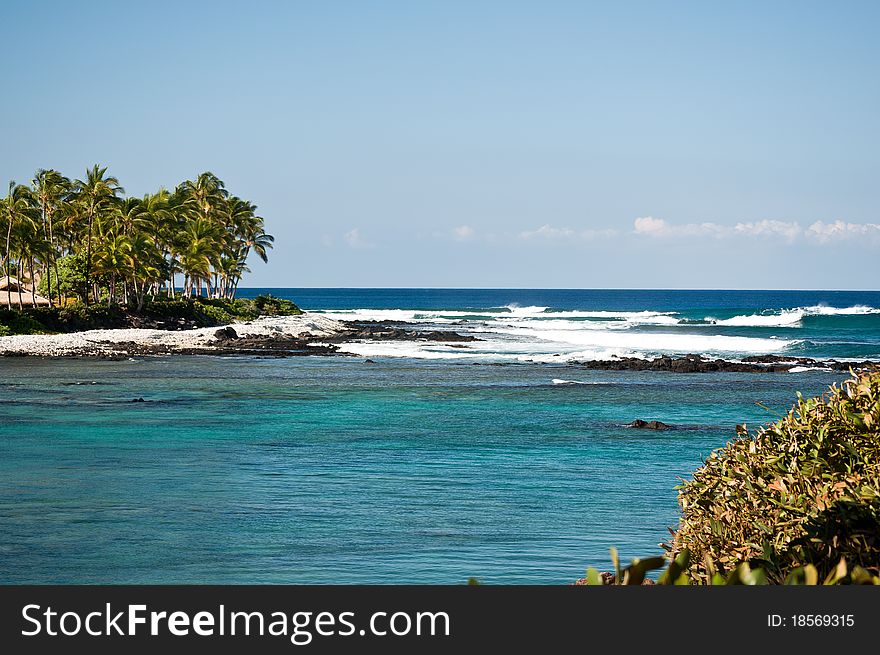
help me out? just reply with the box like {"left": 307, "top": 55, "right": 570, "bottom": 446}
{"left": 670, "top": 370, "right": 880, "bottom": 583}
{"left": 38, "top": 253, "right": 91, "bottom": 303}
{"left": 576, "top": 547, "right": 879, "bottom": 586}
{"left": 193, "top": 303, "right": 234, "bottom": 326}
{"left": 251, "top": 294, "right": 302, "bottom": 316}
{"left": 0, "top": 309, "right": 52, "bottom": 335}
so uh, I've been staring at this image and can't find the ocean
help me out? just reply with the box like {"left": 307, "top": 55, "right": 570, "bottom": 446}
{"left": 1, "top": 289, "right": 879, "bottom": 583}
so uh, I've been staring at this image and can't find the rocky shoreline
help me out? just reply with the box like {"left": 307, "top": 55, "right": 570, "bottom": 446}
{"left": 0, "top": 317, "right": 480, "bottom": 359}
{"left": 1, "top": 316, "right": 877, "bottom": 372}
{"left": 573, "top": 353, "right": 879, "bottom": 373}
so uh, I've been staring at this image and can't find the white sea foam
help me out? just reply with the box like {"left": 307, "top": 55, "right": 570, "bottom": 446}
{"left": 500, "top": 304, "right": 549, "bottom": 317}
{"left": 495, "top": 325, "right": 786, "bottom": 354}
{"left": 788, "top": 366, "right": 833, "bottom": 373}
{"left": 317, "top": 304, "right": 880, "bottom": 333}
{"left": 306, "top": 302, "right": 880, "bottom": 362}
{"left": 802, "top": 304, "right": 880, "bottom": 316}
{"left": 711, "top": 309, "right": 806, "bottom": 327}
{"left": 699, "top": 305, "right": 880, "bottom": 327}
{"left": 341, "top": 341, "right": 496, "bottom": 360}
{"left": 520, "top": 348, "right": 643, "bottom": 363}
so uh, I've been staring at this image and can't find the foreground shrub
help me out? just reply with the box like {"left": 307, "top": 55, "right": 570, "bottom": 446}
{"left": 576, "top": 548, "right": 879, "bottom": 585}
{"left": 671, "top": 370, "right": 880, "bottom": 583}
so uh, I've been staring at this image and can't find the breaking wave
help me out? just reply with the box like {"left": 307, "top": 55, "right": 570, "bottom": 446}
{"left": 317, "top": 303, "right": 879, "bottom": 362}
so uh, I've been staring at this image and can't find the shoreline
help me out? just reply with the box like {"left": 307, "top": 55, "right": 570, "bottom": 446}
{"left": 1, "top": 314, "right": 877, "bottom": 373}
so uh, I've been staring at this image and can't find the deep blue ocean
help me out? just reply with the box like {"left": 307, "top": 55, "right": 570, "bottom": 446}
{"left": 1, "top": 289, "right": 879, "bottom": 583}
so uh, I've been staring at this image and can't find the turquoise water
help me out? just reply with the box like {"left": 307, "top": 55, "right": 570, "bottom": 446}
{"left": 0, "top": 356, "right": 844, "bottom": 584}
{"left": 1, "top": 288, "right": 878, "bottom": 583}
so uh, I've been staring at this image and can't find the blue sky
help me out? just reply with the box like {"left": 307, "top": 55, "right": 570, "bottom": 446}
{"left": 2, "top": 1, "right": 878, "bottom": 288}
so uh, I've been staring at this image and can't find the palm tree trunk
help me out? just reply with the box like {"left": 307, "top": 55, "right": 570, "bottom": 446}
{"left": 45, "top": 209, "right": 55, "bottom": 308}
{"left": 29, "top": 256, "right": 37, "bottom": 307}
{"left": 3, "top": 212, "right": 12, "bottom": 310}
{"left": 52, "top": 250, "right": 61, "bottom": 308}
{"left": 17, "top": 257, "right": 24, "bottom": 310}
{"left": 85, "top": 207, "right": 94, "bottom": 306}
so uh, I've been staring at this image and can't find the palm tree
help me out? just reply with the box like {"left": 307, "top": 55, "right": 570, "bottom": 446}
{"left": 179, "top": 217, "right": 223, "bottom": 298}
{"left": 128, "top": 230, "right": 164, "bottom": 310}
{"left": 135, "top": 190, "right": 175, "bottom": 297}
{"left": 179, "top": 172, "right": 227, "bottom": 227}
{"left": 72, "top": 165, "right": 123, "bottom": 303}
{"left": 91, "top": 232, "right": 132, "bottom": 306}
{"left": 1, "top": 181, "right": 37, "bottom": 309}
{"left": 32, "top": 169, "right": 71, "bottom": 306}
{"left": 224, "top": 196, "right": 273, "bottom": 297}
{"left": 2, "top": 167, "right": 274, "bottom": 312}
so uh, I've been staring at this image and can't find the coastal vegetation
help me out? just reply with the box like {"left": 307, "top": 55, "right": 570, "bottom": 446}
{"left": 1, "top": 166, "right": 274, "bottom": 310}
{"left": 0, "top": 294, "right": 301, "bottom": 336}
{"left": 579, "top": 370, "right": 880, "bottom": 585}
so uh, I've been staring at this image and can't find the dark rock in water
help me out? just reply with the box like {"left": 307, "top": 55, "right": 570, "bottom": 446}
{"left": 628, "top": 419, "right": 672, "bottom": 430}
{"left": 574, "top": 354, "right": 880, "bottom": 374}
{"left": 130, "top": 397, "right": 146, "bottom": 403}
{"left": 214, "top": 326, "right": 238, "bottom": 341}
{"left": 364, "top": 359, "right": 376, "bottom": 364}
{"left": 331, "top": 321, "right": 480, "bottom": 343}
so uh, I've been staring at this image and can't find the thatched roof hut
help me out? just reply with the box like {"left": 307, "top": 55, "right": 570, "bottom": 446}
{"left": 0, "top": 275, "right": 51, "bottom": 306}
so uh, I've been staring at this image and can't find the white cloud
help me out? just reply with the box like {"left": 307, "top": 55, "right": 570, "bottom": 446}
{"left": 518, "top": 224, "right": 618, "bottom": 240}
{"left": 635, "top": 216, "right": 879, "bottom": 243}
{"left": 452, "top": 225, "right": 475, "bottom": 241}
{"left": 433, "top": 217, "right": 879, "bottom": 247}
{"left": 734, "top": 220, "right": 801, "bottom": 241}
{"left": 519, "top": 224, "right": 575, "bottom": 240}
{"left": 806, "top": 220, "right": 880, "bottom": 242}
{"left": 633, "top": 216, "right": 725, "bottom": 238}
{"left": 633, "top": 216, "right": 669, "bottom": 235}
{"left": 343, "top": 228, "right": 374, "bottom": 248}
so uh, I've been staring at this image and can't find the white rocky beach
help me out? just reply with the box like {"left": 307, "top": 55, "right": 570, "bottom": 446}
{"left": 0, "top": 313, "right": 344, "bottom": 357}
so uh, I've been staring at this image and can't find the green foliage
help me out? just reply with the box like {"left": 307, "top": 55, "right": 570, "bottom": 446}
{"left": 38, "top": 253, "right": 91, "bottom": 303}
{"left": 4, "top": 165, "right": 274, "bottom": 308}
{"left": 251, "top": 293, "right": 302, "bottom": 316}
{"left": 0, "top": 309, "right": 52, "bottom": 335}
{"left": 197, "top": 297, "right": 260, "bottom": 320}
{"left": 55, "top": 304, "right": 129, "bottom": 330}
{"left": 0, "top": 293, "right": 306, "bottom": 335}
{"left": 194, "top": 302, "right": 234, "bottom": 326}
{"left": 671, "top": 370, "right": 880, "bottom": 583}
{"left": 578, "top": 548, "right": 879, "bottom": 585}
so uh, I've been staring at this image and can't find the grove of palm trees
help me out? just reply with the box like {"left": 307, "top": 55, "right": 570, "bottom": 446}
{"left": 1, "top": 166, "right": 274, "bottom": 312}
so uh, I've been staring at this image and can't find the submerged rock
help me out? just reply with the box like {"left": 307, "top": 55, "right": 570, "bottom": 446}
{"left": 628, "top": 419, "right": 672, "bottom": 430}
